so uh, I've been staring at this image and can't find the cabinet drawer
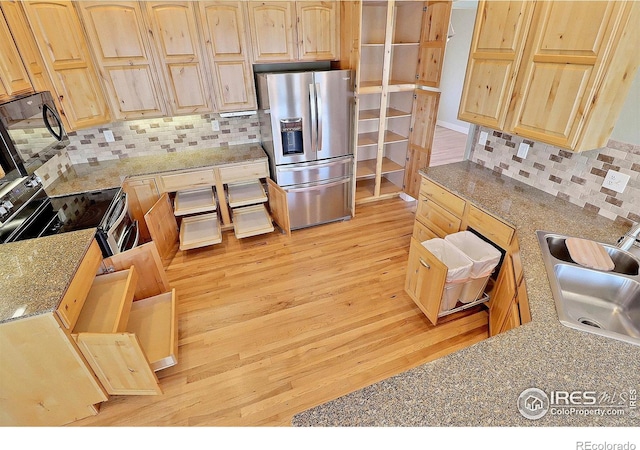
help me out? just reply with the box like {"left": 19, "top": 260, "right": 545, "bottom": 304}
{"left": 217, "top": 160, "right": 269, "bottom": 184}
{"left": 56, "top": 239, "right": 102, "bottom": 329}
{"left": 158, "top": 168, "right": 216, "bottom": 192}
{"left": 420, "top": 178, "right": 466, "bottom": 217}
{"left": 412, "top": 219, "right": 438, "bottom": 243}
{"left": 467, "top": 205, "right": 514, "bottom": 249}
{"left": 416, "top": 198, "right": 462, "bottom": 238}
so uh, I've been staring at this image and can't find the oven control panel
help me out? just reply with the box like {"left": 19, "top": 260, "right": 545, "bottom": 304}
{"left": 0, "top": 175, "right": 43, "bottom": 225}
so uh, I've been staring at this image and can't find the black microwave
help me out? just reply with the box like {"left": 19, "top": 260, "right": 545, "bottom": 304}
{"left": 0, "top": 91, "right": 69, "bottom": 183}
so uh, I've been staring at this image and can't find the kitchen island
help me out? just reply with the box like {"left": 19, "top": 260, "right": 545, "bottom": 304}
{"left": 292, "top": 160, "right": 639, "bottom": 426}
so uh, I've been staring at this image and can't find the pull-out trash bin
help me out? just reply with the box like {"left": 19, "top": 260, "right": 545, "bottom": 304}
{"left": 422, "top": 238, "right": 473, "bottom": 312}
{"left": 445, "top": 231, "right": 502, "bottom": 303}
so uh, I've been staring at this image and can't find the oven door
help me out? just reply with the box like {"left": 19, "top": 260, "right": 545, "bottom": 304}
{"left": 96, "top": 189, "right": 139, "bottom": 256}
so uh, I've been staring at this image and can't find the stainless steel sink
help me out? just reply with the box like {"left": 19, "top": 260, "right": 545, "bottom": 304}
{"left": 537, "top": 231, "right": 640, "bottom": 346}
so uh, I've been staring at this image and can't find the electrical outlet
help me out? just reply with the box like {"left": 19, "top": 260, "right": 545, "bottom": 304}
{"left": 479, "top": 131, "right": 489, "bottom": 145}
{"left": 517, "top": 142, "right": 529, "bottom": 159}
{"left": 103, "top": 130, "right": 115, "bottom": 142}
{"left": 211, "top": 119, "right": 220, "bottom": 132}
{"left": 603, "top": 169, "right": 630, "bottom": 194}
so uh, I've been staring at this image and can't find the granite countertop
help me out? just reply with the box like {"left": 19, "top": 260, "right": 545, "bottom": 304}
{"left": 0, "top": 229, "right": 97, "bottom": 324}
{"left": 292, "top": 160, "right": 639, "bottom": 427}
{"left": 45, "top": 143, "right": 268, "bottom": 197}
{"left": 0, "top": 144, "right": 267, "bottom": 324}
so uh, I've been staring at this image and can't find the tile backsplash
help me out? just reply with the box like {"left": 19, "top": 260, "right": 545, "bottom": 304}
{"left": 31, "top": 112, "right": 260, "bottom": 188}
{"left": 468, "top": 126, "right": 640, "bottom": 226}
{"left": 65, "top": 112, "right": 260, "bottom": 165}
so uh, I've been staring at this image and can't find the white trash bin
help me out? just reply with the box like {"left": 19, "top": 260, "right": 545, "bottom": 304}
{"left": 422, "top": 238, "right": 473, "bottom": 312}
{"left": 445, "top": 231, "right": 502, "bottom": 303}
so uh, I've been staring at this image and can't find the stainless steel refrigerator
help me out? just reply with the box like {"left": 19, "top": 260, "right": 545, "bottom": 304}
{"left": 256, "top": 69, "right": 354, "bottom": 230}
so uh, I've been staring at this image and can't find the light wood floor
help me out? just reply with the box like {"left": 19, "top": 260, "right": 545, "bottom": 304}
{"left": 430, "top": 125, "right": 468, "bottom": 167}
{"left": 73, "top": 198, "right": 488, "bottom": 427}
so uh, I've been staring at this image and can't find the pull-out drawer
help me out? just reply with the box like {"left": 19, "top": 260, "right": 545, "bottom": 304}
{"left": 416, "top": 198, "right": 462, "bottom": 238}
{"left": 72, "top": 267, "right": 177, "bottom": 396}
{"left": 158, "top": 168, "right": 216, "bottom": 193}
{"left": 57, "top": 239, "right": 102, "bottom": 329}
{"left": 419, "top": 178, "right": 466, "bottom": 218}
{"left": 217, "top": 160, "right": 269, "bottom": 184}
{"left": 467, "top": 205, "right": 515, "bottom": 250}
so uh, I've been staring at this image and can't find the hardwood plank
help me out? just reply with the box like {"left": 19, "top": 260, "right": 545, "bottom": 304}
{"left": 430, "top": 125, "right": 468, "bottom": 167}
{"left": 71, "top": 198, "right": 488, "bottom": 427}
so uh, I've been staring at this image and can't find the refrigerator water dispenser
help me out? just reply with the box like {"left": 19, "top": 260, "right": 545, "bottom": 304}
{"left": 280, "top": 119, "right": 304, "bottom": 155}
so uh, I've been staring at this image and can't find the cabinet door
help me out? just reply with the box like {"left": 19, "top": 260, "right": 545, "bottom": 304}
{"left": 103, "top": 241, "right": 170, "bottom": 301}
{"left": 489, "top": 254, "right": 518, "bottom": 336}
{"left": 404, "top": 89, "right": 440, "bottom": 200}
{"left": 416, "top": 0, "right": 452, "bottom": 88}
{"left": 508, "top": 1, "right": 629, "bottom": 149}
{"left": 76, "top": 332, "right": 162, "bottom": 395}
{"left": 122, "top": 176, "right": 160, "bottom": 244}
{"left": 198, "top": 1, "right": 256, "bottom": 111}
{"left": 458, "top": 1, "right": 534, "bottom": 130}
{"left": 296, "top": 1, "right": 339, "bottom": 61}
{"left": 247, "top": 2, "right": 296, "bottom": 62}
{"left": 79, "top": 1, "right": 166, "bottom": 120}
{"left": 404, "top": 237, "right": 448, "bottom": 325}
{"left": 144, "top": 193, "right": 179, "bottom": 262}
{"left": 0, "top": 10, "right": 32, "bottom": 100}
{"left": 1, "top": 0, "right": 53, "bottom": 95}
{"left": 266, "top": 178, "right": 291, "bottom": 237}
{"left": 144, "top": 1, "right": 214, "bottom": 115}
{"left": 22, "top": 0, "right": 110, "bottom": 130}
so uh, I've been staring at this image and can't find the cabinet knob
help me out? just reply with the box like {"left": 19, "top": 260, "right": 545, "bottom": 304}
{"left": 419, "top": 258, "right": 430, "bottom": 269}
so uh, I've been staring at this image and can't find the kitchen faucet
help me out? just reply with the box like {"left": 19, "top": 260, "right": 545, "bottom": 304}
{"left": 617, "top": 222, "right": 640, "bottom": 251}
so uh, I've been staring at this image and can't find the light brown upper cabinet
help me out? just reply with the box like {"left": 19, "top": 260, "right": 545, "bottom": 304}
{"left": 143, "top": 1, "right": 216, "bottom": 115}
{"left": 350, "top": 0, "right": 452, "bottom": 204}
{"left": 1, "top": 1, "right": 53, "bottom": 96}
{"left": 247, "top": 1, "right": 339, "bottom": 63}
{"left": 197, "top": 1, "right": 257, "bottom": 111}
{"left": 78, "top": 1, "right": 167, "bottom": 120}
{"left": 0, "top": 8, "right": 32, "bottom": 100}
{"left": 296, "top": 1, "right": 339, "bottom": 61}
{"left": 459, "top": 0, "right": 640, "bottom": 152}
{"left": 457, "top": 1, "right": 534, "bottom": 132}
{"left": 21, "top": 0, "right": 110, "bottom": 131}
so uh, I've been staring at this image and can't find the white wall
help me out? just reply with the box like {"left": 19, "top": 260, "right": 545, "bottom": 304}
{"left": 611, "top": 70, "right": 640, "bottom": 145}
{"left": 436, "top": 7, "right": 476, "bottom": 134}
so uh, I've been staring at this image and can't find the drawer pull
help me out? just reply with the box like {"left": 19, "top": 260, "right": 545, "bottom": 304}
{"left": 419, "top": 258, "right": 430, "bottom": 269}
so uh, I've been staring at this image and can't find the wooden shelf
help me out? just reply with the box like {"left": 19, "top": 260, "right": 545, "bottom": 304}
{"left": 232, "top": 204, "right": 274, "bottom": 239}
{"left": 174, "top": 187, "right": 216, "bottom": 216}
{"left": 357, "top": 131, "right": 379, "bottom": 147}
{"left": 127, "top": 290, "right": 178, "bottom": 372}
{"left": 73, "top": 268, "right": 138, "bottom": 334}
{"left": 359, "top": 107, "right": 411, "bottom": 121}
{"left": 358, "top": 130, "right": 408, "bottom": 147}
{"left": 382, "top": 130, "right": 408, "bottom": 144}
{"left": 356, "top": 157, "right": 404, "bottom": 179}
{"left": 355, "top": 176, "right": 404, "bottom": 203}
{"left": 227, "top": 180, "right": 267, "bottom": 208}
{"left": 380, "top": 157, "right": 404, "bottom": 174}
{"left": 356, "top": 158, "right": 377, "bottom": 178}
{"left": 179, "top": 212, "right": 222, "bottom": 250}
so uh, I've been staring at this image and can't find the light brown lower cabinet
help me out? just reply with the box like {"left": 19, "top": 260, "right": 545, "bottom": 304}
{"left": 405, "top": 176, "right": 531, "bottom": 335}
{"left": 73, "top": 266, "right": 178, "bottom": 396}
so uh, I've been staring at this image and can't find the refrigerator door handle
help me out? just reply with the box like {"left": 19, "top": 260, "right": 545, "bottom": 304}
{"left": 309, "top": 83, "right": 318, "bottom": 153}
{"left": 315, "top": 82, "right": 322, "bottom": 151}
{"left": 285, "top": 177, "right": 350, "bottom": 193}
